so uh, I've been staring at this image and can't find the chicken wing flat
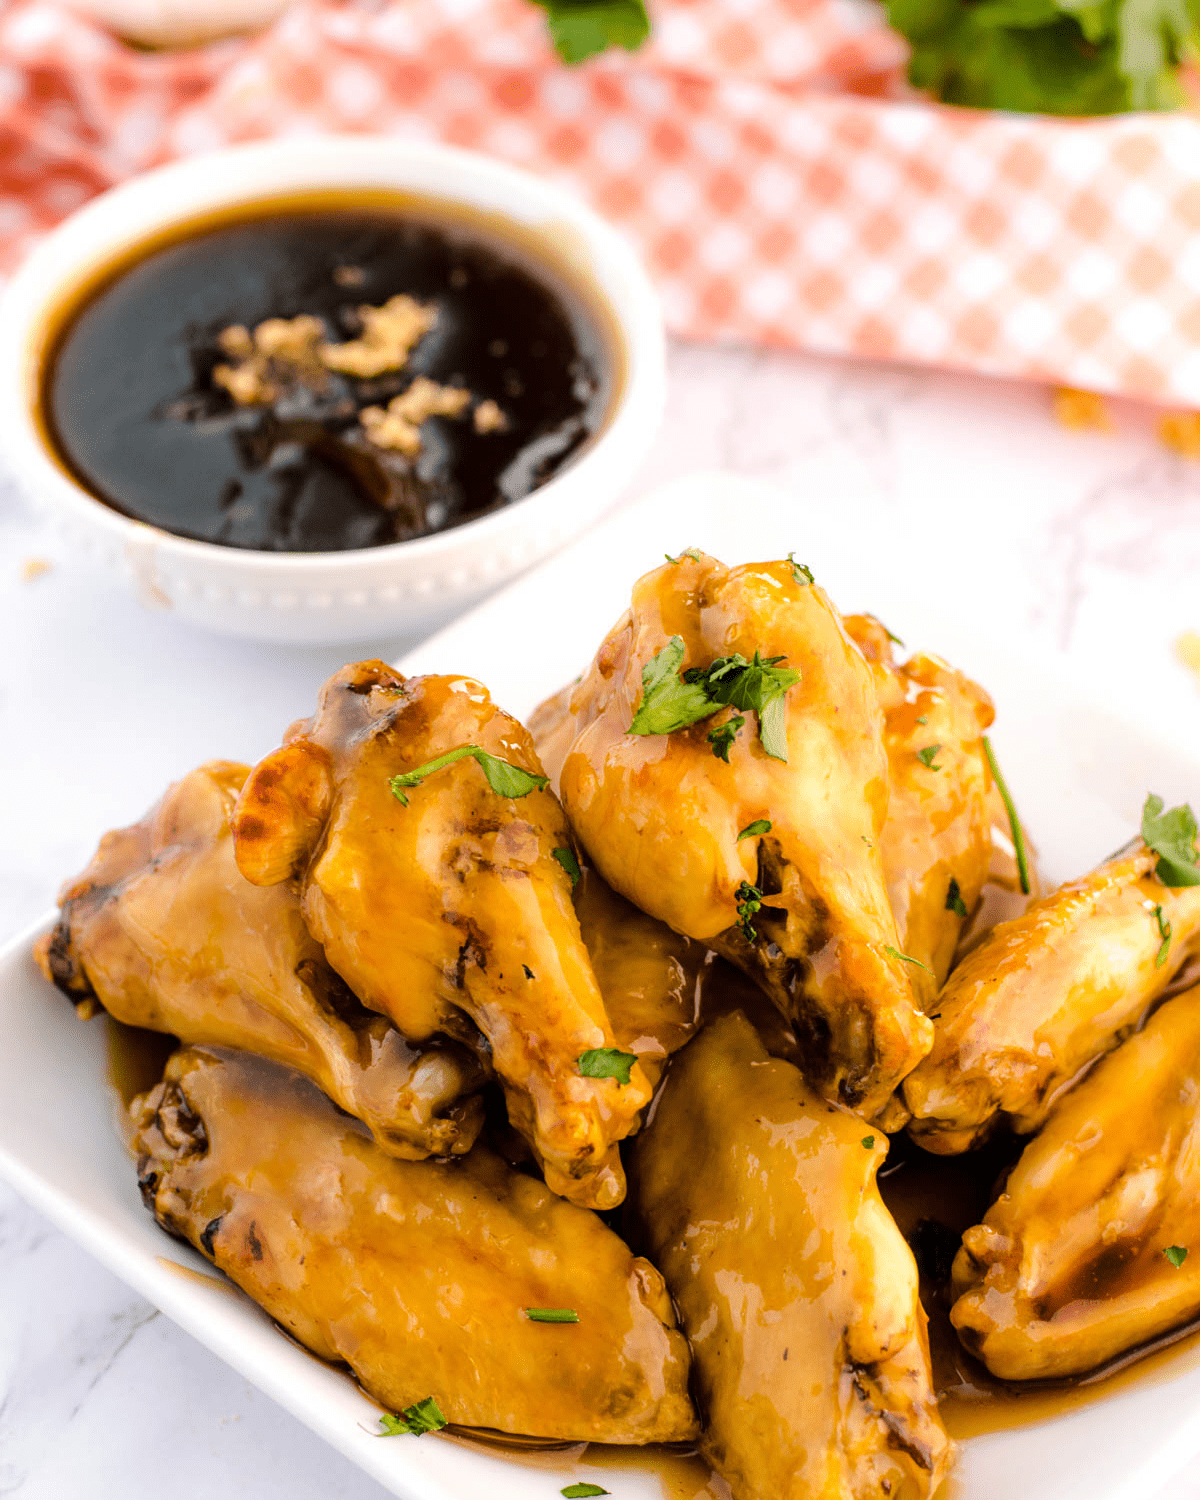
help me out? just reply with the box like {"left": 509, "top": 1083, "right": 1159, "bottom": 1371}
{"left": 556, "top": 552, "right": 930, "bottom": 1121}
{"left": 843, "top": 614, "right": 995, "bottom": 1006}
{"left": 232, "top": 662, "right": 650, "bottom": 1209}
{"left": 133, "top": 1045, "right": 697, "bottom": 1442}
{"left": 630, "top": 1011, "right": 951, "bottom": 1500}
{"left": 904, "top": 846, "right": 1200, "bottom": 1154}
{"left": 951, "top": 983, "right": 1200, "bottom": 1379}
{"left": 35, "top": 761, "right": 484, "bottom": 1158}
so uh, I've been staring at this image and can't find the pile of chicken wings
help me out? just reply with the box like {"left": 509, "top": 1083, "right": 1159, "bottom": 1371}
{"left": 35, "top": 551, "right": 1200, "bottom": 1499}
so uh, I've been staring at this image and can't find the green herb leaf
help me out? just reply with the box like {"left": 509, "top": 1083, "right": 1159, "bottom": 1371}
{"left": 787, "top": 552, "right": 814, "bottom": 586}
{"left": 578, "top": 1047, "right": 637, "bottom": 1085}
{"left": 946, "top": 877, "right": 968, "bottom": 919}
{"left": 738, "top": 819, "right": 773, "bottom": 841}
{"left": 389, "top": 747, "right": 548, "bottom": 806}
{"left": 916, "top": 744, "right": 943, "bottom": 770}
{"left": 915, "top": 714, "right": 929, "bottom": 725}
{"left": 525, "top": 1307, "right": 581, "bottom": 1323}
{"left": 553, "top": 846, "right": 582, "bottom": 887}
{"left": 1154, "top": 902, "right": 1173, "bottom": 968}
{"left": 562, "top": 1486, "right": 610, "bottom": 1498}
{"left": 628, "top": 638, "right": 721, "bottom": 737}
{"left": 707, "top": 714, "right": 746, "bottom": 763}
{"left": 1142, "top": 795, "right": 1200, "bottom": 887}
{"left": 861, "top": 1135, "right": 876, "bottom": 1149}
{"left": 758, "top": 695, "right": 790, "bottom": 762}
{"left": 665, "top": 548, "right": 701, "bottom": 564}
{"left": 983, "top": 736, "right": 1031, "bottom": 896}
{"left": 885, "top": 944, "right": 932, "bottom": 973}
{"left": 884, "top": 624, "right": 905, "bottom": 648}
{"left": 379, "top": 1396, "right": 448, "bottom": 1436}
{"left": 529, "top": 0, "right": 650, "bottom": 64}
{"left": 735, "top": 880, "right": 764, "bottom": 943}
{"left": 1166, "top": 1244, "right": 1189, "bottom": 1268}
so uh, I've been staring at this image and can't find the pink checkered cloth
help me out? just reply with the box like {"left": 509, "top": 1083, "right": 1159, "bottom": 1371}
{"left": 4, "top": 0, "right": 1200, "bottom": 404}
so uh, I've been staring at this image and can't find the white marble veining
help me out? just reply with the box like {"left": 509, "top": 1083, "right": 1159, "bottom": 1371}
{"left": 2, "top": 337, "right": 1199, "bottom": 1499}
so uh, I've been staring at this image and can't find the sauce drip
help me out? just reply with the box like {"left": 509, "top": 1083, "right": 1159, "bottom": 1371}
{"left": 44, "top": 198, "right": 613, "bottom": 553}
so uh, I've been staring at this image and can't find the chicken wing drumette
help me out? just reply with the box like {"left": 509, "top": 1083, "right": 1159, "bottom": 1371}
{"left": 554, "top": 552, "right": 930, "bottom": 1121}
{"left": 951, "top": 982, "right": 1200, "bottom": 1379}
{"left": 630, "top": 1011, "right": 951, "bottom": 1500}
{"left": 232, "top": 662, "right": 650, "bottom": 1209}
{"left": 134, "top": 1046, "right": 698, "bottom": 1442}
{"left": 35, "top": 761, "right": 484, "bottom": 1158}
{"left": 904, "top": 844, "right": 1200, "bottom": 1154}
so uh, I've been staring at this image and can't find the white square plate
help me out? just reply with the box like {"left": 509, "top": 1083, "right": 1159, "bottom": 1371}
{"left": 2, "top": 473, "right": 1199, "bottom": 1500}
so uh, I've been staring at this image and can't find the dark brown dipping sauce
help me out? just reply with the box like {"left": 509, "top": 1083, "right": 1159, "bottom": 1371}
{"left": 43, "top": 197, "right": 614, "bottom": 552}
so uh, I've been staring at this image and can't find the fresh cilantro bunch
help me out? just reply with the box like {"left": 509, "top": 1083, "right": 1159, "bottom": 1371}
{"left": 887, "top": 0, "right": 1200, "bottom": 114}
{"left": 528, "top": 0, "right": 651, "bottom": 63}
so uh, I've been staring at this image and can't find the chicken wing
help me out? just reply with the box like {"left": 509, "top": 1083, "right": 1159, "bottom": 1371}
{"left": 35, "top": 761, "right": 484, "bottom": 1158}
{"left": 843, "top": 614, "right": 995, "bottom": 1006}
{"left": 133, "top": 1045, "right": 698, "bottom": 1442}
{"left": 629, "top": 1010, "right": 951, "bottom": 1500}
{"left": 904, "top": 846, "right": 1200, "bottom": 1154}
{"left": 951, "top": 983, "right": 1200, "bottom": 1379}
{"left": 232, "top": 662, "right": 650, "bottom": 1209}
{"left": 555, "top": 552, "right": 930, "bottom": 1120}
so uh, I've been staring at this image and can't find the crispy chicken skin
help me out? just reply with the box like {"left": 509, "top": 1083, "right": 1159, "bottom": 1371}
{"left": 133, "top": 1046, "right": 698, "bottom": 1443}
{"left": 630, "top": 1012, "right": 951, "bottom": 1500}
{"left": 904, "top": 846, "right": 1200, "bottom": 1154}
{"left": 843, "top": 615, "right": 995, "bottom": 1006}
{"left": 951, "top": 984, "right": 1200, "bottom": 1379}
{"left": 555, "top": 553, "right": 930, "bottom": 1121}
{"left": 34, "top": 761, "right": 484, "bottom": 1158}
{"left": 232, "top": 662, "right": 650, "bottom": 1210}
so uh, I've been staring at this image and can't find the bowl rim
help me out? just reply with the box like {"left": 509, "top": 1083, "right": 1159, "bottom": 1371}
{"left": 0, "top": 133, "right": 665, "bottom": 576}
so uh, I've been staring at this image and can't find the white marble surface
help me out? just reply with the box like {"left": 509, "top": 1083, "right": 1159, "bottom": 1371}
{"left": 3, "top": 337, "right": 1200, "bottom": 1499}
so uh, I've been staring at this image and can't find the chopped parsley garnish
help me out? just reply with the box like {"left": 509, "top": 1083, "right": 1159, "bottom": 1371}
{"left": 1154, "top": 903, "right": 1173, "bottom": 969}
{"left": 529, "top": 0, "right": 650, "bottom": 64}
{"left": 578, "top": 1048, "right": 637, "bottom": 1085}
{"left": 562, "top": 1486, "right": 610, "bottom": 1498}
{"left": 526, "top": 1307, "right": 581, "bottom": 1323}
{"left": 735, "top": 880, "right": 764, "bottom": 942}
{"left": 629, "top": 637, "right": 800, "bottom": 762}
{"left": 389, "top": 747, "right": 548, "bottom": 806}
{"left": 885, "top": 944, "right": 931, "bottom": 973}
{"left": 884, "top": 624, "right": 905, "bottom": 648}
{"left": 1165, "top": 1245, "right": 1188, "bottom": 1269}
{"left": 861, "top": 1135, "right": 876, "bottom": 1149}
{"left": 916, "top": 744, "right": 943, "bottom": 770}
{"left": 787, "top": 552, "right": 814, "bottom": 586}
{"left": 1142, "top": 795, "right": 1200, "bottom": 887}
{"left": 982, "top": 736, "right": 1031, "bottom": 895}
{"left": 379, "top": 1396, "right": 447, "bottom": 1436}
{"left": 738, "top": 819, "right": 772, "bottom": 841}
{"left": 946, "top": 877, "right": 968, "bottom": 919}
{"left": 553, "top": 846, "right": 581, "bottom": 887}
{"left": 708, "top": 714, "right": 745, "bottom": 762}
{"left": 916, "top": 714, "right": 929, "bottom": 725}
{"left": 664, "top": 548, "right": 701, "bottom": 564}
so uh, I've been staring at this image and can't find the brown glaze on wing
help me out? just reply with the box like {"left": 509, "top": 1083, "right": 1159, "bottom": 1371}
{"left": 951, "top": 983, "right": 1200, "bottom": 1380}
{"left": 133, "top": 1046, "right": 698, "bottom": 1443}
{"left": 904, "top": 847, "right": 1200, "bottom": 1154}
{"left": 554, "top": 552, "right": 930, "bottom": 1121}
{"left": 843, "top": 615, "right": 995, "bottom": 1007}
{"left": 629, "top": 1011, "right": 951, "bottom": 1500}
{"left": 34, "top": 761, "right": 485, "bottom": 1158}
{"left": 232, "top": 662, "right": 650, "bottom": 1209}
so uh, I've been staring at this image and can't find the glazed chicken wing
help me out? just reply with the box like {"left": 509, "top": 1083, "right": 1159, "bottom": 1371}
{"left": 555, "top": 552, "right": 931, "bottom": 1121}
{"left": 232, "top": 662, "right": 650, "bottom": 1209}
{"left": 843, "top": 615, "right": 996, "bottom": 1006}
{"left": 904, "top": 846, "right": 1200, "bottom": 1154}
{"left": 951, "top": 983, "right": 1200, "bottom": 1379}
{"left": 35, "top": 761, "right": 484, "bottom": 1158}
{"left": 133, "top": 1046, "right": 697, "bottom": 1442}
{"left": 630, "top": 1011, "right": 951, "bottom": 1500}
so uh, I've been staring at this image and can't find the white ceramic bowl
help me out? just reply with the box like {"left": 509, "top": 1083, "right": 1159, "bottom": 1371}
{"left": 0, "top": 136, "right": 666, "bottom": 644}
